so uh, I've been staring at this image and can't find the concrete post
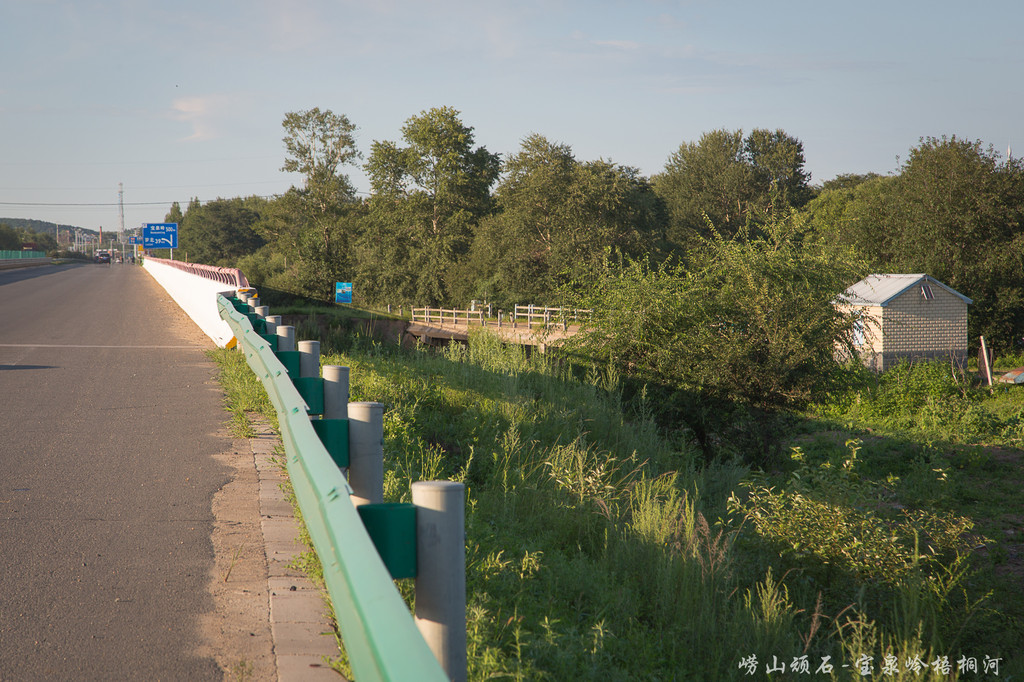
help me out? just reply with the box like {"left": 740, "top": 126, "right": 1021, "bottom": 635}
{"left": 255, "top": 305, "right": 269, "bottom": 319}
{"left": 297, "top": 340, "right": 320, "bottom": 378}
{"left": 265, "top": 315, "right": 281, "bottom": 335}
{"left": 323, "top": 365, "right": 350, "bottom": 420}
{"left": 249, "top": 296, "right": 261, "bottom": 310}
{"left": 412, "top": 480, "right": 466, "bottom": 682}
{"left": 348, "top": 402, "right": 384, "bottom": 506}
{"left": 277, "top": 325, "right": 296, "bottom": 353}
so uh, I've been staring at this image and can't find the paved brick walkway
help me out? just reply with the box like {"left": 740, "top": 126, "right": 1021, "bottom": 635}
{"left": 248, "top": 422, "right": 347, "bottom": 681}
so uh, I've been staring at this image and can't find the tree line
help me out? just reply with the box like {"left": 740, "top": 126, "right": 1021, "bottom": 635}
{"left": 169, "top": 107, "right": 1024, "bottom": 356}
{"left": 0, "top": 222, "right": 60, "bottom": 252}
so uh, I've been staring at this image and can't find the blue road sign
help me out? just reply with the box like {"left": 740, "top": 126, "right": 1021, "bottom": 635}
{"left": 128, "top": 236, "right": 142, "bottom": 245}
{"left": 143, "top": 223, "right": 178, "bottom": 249}
{"left": 335, "top": 282, "right": 353, "bottom": 304}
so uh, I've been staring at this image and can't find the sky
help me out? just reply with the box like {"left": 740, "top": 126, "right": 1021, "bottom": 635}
{"left": 2, "top": 0, "right": 1023, "bottom": 234}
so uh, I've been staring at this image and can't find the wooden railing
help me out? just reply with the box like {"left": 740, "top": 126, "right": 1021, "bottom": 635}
{"left": 409, "top": 305, "right": 591, "bottom": 332}
{"left": 512, "top": 305, "right": 590, "bottom": 329}
{"left": 411, "top": 307, "right": 486, "bottom": 326}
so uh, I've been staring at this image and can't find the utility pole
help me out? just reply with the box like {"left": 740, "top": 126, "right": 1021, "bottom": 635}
{"left": 118, "top": 183, "right": 125, "bottom": 244}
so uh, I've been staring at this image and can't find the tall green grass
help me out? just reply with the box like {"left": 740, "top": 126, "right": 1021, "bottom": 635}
{"left": 310, "top": 328, "right": 992, "bottom": 679}
{"left": 207, "top": 348, "right": 275, "bottom": 436}
{"left": 211, "top": 323, "right": 1023, "bottom": 679}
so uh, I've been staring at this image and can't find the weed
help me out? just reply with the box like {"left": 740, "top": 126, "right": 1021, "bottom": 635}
{"left": 212, "top": 319, "right": 1024, "bottom": 678}
{"left": 228, "top": 659, "right": 253, "bottom": 681}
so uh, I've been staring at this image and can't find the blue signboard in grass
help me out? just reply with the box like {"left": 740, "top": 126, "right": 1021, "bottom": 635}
{"left": 335, "top": 282, "right": 353, "bottom": 304}
{"left": 143, "top": 223, "right": 178, "bottom": 248}
{"left": 128, "top": 235, "right": 142, "bottom": 245}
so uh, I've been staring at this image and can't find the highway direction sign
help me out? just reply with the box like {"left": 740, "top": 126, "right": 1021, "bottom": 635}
{"left": 143, "top": 223, "right": 178, "bottom": 249}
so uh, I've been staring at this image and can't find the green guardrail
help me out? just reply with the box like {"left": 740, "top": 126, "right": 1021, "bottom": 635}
{"left": 0, "top": 250, "right": 46, "bottom": 259}
{"left": 217, "top": 294, "right": 447, "bottom": 682}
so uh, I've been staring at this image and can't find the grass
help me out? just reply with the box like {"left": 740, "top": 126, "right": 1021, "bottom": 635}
{"left": 789, "top": 361, "right": 1024, "bottom": 671}
{"left": 209, "top": 324, "right": 1024, "bottom": 679}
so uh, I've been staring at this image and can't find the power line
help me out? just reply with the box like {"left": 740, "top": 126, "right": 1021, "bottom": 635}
{"left": 0, "top": 181, "right": 287, "bottom": 191}
{"left": 0, "top": 200, "right": 183, "bottom": 207}
{"left": 0, "top": 195, "right": 282, "bottom": 207}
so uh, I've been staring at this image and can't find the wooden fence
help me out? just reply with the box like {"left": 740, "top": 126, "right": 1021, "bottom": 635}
{"left": 410, "top": 305, "right": 591, "bottom": 332}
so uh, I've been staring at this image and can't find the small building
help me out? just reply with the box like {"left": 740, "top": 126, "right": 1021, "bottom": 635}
{"left": 840, "top": 274, "right": 972, "bottom": 371}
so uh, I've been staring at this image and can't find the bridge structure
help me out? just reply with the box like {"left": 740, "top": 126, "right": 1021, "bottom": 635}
{"left": 406, "top": 305, "right": 588, "bottom": 351}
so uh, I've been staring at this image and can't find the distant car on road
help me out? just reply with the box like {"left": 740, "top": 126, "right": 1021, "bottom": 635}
{"left": 95, "top": 251, "right": 111, "bottom": 264}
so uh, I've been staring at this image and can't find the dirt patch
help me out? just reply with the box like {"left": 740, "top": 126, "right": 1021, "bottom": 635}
{"left": 280, "top": 314, "right": 410, "bottom": 347}
{"left": 989, "top": 447, "right": 1024, "bottom": 464}
{"left": 198, "top": 434, "right": 276, "bottom": 680}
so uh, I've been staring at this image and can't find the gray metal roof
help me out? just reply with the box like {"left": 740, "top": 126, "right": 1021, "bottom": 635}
{"left": 841, "top": 274, "right": 973, "bottom": 307}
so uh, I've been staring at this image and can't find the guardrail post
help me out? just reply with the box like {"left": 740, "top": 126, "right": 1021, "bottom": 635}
{"left": 265, "top": 315, "right": 281, "bottom": 335}
{"left": 249, "top": 296, "right": 261, "bottom": 310}
{"left": 348, "top": 402, "right": 384, "bottom": 506}
{"left": 323, "top": 365, "right": 350, "bottom": 420}
{"left": 277, "top": 325, "right": 296, "bottom": 353}
{"left": 255, "top": 305, "right": 269, "bottom": 319}
{"left": 297, "top": 340, "right": 320, "bottom": 378}
{"left": 412, "top": 480, "right": 467, "bottom": 682}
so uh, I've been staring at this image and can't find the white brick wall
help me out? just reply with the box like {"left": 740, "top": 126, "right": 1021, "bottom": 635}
{"left": 851, "top": 286, "right": 968, "bottom": 371}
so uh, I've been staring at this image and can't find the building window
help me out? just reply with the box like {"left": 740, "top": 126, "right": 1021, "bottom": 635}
{"left": 921, "top": 284, "right": 934, "bottom": 300}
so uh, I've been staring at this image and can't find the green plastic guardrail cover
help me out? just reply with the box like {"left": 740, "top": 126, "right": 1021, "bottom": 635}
{"left": 357, "top": 503, "right": 418, "bottom": 580}
{"left": 311, "top": 418, "right": 350, "bottom": 467}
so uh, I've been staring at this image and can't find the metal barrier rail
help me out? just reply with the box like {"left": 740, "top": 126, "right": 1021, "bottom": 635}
{"left": 0, "top": 250, "right": 47, "bottom": 259}
{"left": 0, "top": 257, "right": 50, "bottom": 270}
{"left": 147, "top": 257, "right": 249, "bottom": 288}
{"left": 217, "top": 295, "right": 447, "bottom": 682}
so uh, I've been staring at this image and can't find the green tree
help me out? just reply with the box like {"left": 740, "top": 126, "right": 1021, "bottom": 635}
{"left": 0, "top": 223, "right": 21, "bottom": 250}
{"left": 744, "top": 128, "right": 813, "bottom": 209}
{"left": 569, "top": 216, "right": 863, "bottom": 463}
{"left": 279, "top": 108, "right": 363, "bottom": 299}
{"left": 819, "top": 172, "right": 882, "bottom": 192}
{"left": 466, "top": 134, "right": 664, "bottom": 307}
{"left": 165, "top": 201, "right": 184, "bottom": 225}
{"left": 811, "top": 136, "right": 1024, "bottom": 351}
{"left": 177, "top": 197, "right": 266, "bottom": 266}
{"left": 654, "top": 128, "right": 812, "bottom": 252}
{"left": 360, "top": 106, "right": 500, "bottom": 306}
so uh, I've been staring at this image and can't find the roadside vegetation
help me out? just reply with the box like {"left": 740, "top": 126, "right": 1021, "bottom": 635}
{"left": 212, "top": 320, "right": 1024, "bottom": 679}
{"left": 195, "top": 103, "right": 1024, "bottom": 679}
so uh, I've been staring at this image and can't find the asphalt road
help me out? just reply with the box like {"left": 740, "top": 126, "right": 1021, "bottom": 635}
{"left": 0, "top": 262, "right": 232, "bottom": 680}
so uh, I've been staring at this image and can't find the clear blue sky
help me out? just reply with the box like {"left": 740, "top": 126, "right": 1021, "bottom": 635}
{"left": 2, "top": 0, "right": 1022, "bottom": 233}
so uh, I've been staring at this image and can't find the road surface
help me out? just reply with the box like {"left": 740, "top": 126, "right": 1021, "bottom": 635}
{"left": 0, "top": 262, "right": 256, "bottom": 679}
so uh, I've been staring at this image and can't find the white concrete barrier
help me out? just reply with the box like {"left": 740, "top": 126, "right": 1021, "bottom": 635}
{"left": 143, "top": 258, "right": 248, "bottom": 348}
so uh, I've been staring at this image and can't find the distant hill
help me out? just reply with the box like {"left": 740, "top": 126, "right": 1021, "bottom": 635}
{"left": 0, "top": 218, "right": 95, "bottom": 237}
